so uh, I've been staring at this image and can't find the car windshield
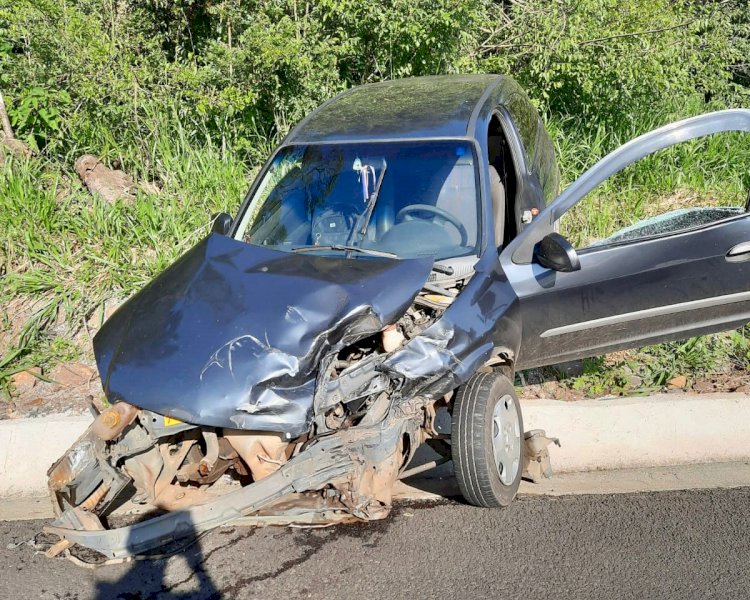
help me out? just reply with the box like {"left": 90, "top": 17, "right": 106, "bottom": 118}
{"left": 234, "top": 141, "right": 480, "bottom": 260}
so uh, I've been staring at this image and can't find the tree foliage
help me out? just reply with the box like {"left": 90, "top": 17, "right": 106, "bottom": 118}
{"left": 481, "top": 0, "right": 746, "bottom": 125}
{"left": 1, "top": 0, "right": 746, "bottom": 164}
{"left": 1, "top": 0, "right": 749, "bottom": 388}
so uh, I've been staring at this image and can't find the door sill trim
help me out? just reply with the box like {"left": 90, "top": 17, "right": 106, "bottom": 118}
{"left": 540, "top": 289, "right": 750, "bottom": 338}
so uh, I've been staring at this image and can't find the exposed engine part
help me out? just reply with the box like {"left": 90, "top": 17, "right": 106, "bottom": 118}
{"left": 309, "top": 284, "right": 457, "bottom": 438}
{"left": 121, "top": 434, "right": 218, "bottom": 511}
{"left": 224, "top": 430, "right": 293, "bottom": 481}
{"left": 422, "top": 281, "right": 457, "bottom": 297}
{"left": 413, "top": 273, "right": 467, "bottom": 312}
{"left": 325, "top": 403, "right": 346, "bottom": 430}
{"left": 396, "top": 305, "right": 439, "bottom": 340}
{"left": 79, "top": 483, "right": 110, "bottom": 512}
{"left": 381, "top": 323, "right": 405, "bottom": 352}
{"left": 124, "top": 438, "right": 191, "bottom": 504}
{"left": 45, "top": 404, "right": 423, "bottom": 560}
{"left": 315, "top": 349, "right": 389, "bottom": 416}
{"left": 522, "top": 429, "right": 561, "bottom": 483}
{"left": 91, "top": 402, "right": 138, "bottom": 441}
{"left": 414, "top": 293, "right": 454, "bottom": 311}
{"left": 176, "top": 438, "right": 239, "bottom": 485}
{"left": 199, "top": 430, "right": 220, "bottom": 476}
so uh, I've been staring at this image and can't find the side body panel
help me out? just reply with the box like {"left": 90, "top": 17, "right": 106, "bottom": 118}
{"left": 510, "top": 215, "right": 750, "bottom": 368}
{"left": 501, "top": 109, "right": 750, "bottom": 369}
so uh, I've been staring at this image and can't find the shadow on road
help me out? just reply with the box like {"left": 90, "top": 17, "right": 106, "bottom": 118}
{"left": 94, "top": 511, "right": 219, "bottom": 599}
{"left": 396, "top": 443, "right": 460, "bottom": 499}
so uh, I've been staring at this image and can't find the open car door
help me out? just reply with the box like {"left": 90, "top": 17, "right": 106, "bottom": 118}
{"left": 500, "top": 109, "right": 750, "bottom": 369}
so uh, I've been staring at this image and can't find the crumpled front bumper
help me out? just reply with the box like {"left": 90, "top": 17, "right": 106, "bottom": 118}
{"left": 44, "top": 414, "right": 416, "bottom": 560}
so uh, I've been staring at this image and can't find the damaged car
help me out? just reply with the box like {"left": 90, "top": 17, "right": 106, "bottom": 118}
{"left": 44, "top": 74, "right": 750, "bottom": 560}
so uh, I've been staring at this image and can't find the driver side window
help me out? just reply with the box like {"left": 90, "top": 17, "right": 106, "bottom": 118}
{"left": 558, "top": 131, "right": 749, "bottom": 250}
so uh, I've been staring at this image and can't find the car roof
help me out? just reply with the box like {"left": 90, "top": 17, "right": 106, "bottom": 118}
{"left": 285, "top": 74, "right": 505, "bottom": 144}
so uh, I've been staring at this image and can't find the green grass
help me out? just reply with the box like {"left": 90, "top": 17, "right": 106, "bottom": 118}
{"left": 0, "top": 113, "right": 252, "bottom": 395}
{"left": 544, "top": 327, "right": 750, "bottom": 398}
{"left": 3, "top": 98, "right": 750, "bottom": 398}
{"left": 551, "top": 98, "right": 750, "bottom": 247}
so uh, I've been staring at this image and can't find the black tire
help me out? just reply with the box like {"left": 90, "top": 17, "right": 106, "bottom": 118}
{"left": 451, "top": 372, "right": 524, "bottom": 507}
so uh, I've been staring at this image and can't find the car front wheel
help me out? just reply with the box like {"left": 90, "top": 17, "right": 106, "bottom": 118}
{"left": 451, "top": 372, "right": 523, "bottom": 507}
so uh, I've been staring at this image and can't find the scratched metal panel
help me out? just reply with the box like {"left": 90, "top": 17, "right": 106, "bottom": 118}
{"left": 94, "top": 234, "right": 433, "bottom": 435}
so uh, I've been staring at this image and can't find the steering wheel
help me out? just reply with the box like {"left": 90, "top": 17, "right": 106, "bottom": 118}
{"left": 396, "top": 204, "right": 469, "bottom": 246}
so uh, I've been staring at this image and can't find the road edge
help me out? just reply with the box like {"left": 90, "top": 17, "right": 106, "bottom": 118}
{"left": 2, "top": 393, "right": 750, "bottom": 504}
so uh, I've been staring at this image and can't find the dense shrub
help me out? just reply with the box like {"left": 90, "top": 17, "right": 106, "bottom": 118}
{"left": 0, "top": 0, "right": 486, "bottom": 162}
{"left": 1, "top": 0, "right": 746, "bottom": 161}
{"left": 0, "top": 0, "right": 749, "bottom": 386}
{"left": 479, "top": 0, "right": 744, "bottom": 125}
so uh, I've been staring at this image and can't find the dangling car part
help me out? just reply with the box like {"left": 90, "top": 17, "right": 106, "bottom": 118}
{"left": 43, "top": 74, "right": 750, "bottom": 560}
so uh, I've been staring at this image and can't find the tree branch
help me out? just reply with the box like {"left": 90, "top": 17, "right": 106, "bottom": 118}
{"left": 580, "top": 20, "right": 695, "bottom": 47}
{"left": 0, "top": 89, "right": 14, "bottom": 139}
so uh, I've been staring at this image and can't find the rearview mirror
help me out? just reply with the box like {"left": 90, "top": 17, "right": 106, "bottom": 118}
{"left": 211, "top": 212, "right": 233, "bottom": 236}
{"left": 534, "top": 232, "right": 581, "bottom": 272}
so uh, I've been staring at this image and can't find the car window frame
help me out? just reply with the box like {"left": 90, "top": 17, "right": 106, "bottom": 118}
{"left": 231, "top": 137, "right": 487, "bottom": 258}
{"left": 574, "top": 208, "right": 749, "bottom": 256}
{"left": 490, "top": 107, "right": 528, "bottom": 176}
{"left": 504, "top": 91, "right": 538, "bottom": 169}
{"left": 502, "top": 109, "right": 750, "bottom": 265}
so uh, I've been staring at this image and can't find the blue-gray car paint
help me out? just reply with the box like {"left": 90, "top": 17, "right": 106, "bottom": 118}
{"left": 502, "top": 108, "right": 750, "bottom": 368}
{"left": 93, "top": 76, "right": 533, "bottom": 433}
{"left": 92, "top": 76, "right": 750, "bottom": 433}
{"left": 94, "top": 235, "right": 434, "bottom": 436}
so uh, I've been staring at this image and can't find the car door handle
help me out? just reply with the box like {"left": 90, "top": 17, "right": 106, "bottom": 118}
{"left": 726, "top": 242, "right": 750, "bottom": 262}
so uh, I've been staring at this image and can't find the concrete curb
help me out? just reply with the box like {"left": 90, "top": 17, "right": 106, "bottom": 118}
{"left": 0, "top": 415, "right": 91, "bottom": 498}
{"left": 2, "top": 393, "right": 750, "bottom": 501}
{"left": 523, "top": 393, "right": 750, "bottom": 472}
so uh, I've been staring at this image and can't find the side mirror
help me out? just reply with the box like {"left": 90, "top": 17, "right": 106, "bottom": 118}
{"left": 534, "top": 232, "right": 581, "bottom": 272}
{"left": 211, "top": 212, "right": 233, "bottom": 236}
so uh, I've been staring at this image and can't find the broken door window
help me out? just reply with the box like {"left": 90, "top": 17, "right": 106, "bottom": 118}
{"left": 557, "top": 131, "right": 748, "bottom": 250}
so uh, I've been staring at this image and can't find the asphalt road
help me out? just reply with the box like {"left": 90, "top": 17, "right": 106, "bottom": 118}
{"left": 2, "top": 487, "right": 750, "bottom": 600}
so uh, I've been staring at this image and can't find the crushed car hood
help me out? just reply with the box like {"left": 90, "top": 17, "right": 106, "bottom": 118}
{"left": 94, "top": 234, "right": 432, "bottom": 435}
